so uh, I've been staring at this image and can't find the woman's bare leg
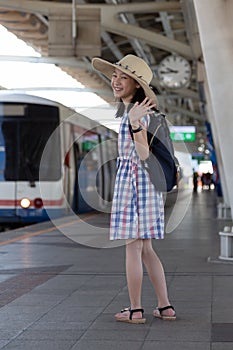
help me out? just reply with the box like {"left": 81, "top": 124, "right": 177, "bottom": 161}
{"left": 142, "top": 239, "right": 175, "bottom": 317}
{"left": 126, "top": 239, "right": 143, "bottom": 309}
{"left": 115, "top": 239, "right": 144, "bottom": 320}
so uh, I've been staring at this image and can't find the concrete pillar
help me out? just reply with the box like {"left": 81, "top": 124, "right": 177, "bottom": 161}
{"left": 194, "top": 0, "right": 233, "bottom": 217}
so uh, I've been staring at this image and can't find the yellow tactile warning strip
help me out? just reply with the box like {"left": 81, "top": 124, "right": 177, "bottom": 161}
{"left": 0, "top": 212, "right": 99, "bottom": 247}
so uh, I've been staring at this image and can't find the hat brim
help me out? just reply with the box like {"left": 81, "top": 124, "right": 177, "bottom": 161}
{"left": 92, "top": 57, "right": 158, "bottom": 105}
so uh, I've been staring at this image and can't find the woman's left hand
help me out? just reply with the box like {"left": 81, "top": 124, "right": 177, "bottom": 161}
{"left": 129, "top": 97, "right": 156, "bottom": 127}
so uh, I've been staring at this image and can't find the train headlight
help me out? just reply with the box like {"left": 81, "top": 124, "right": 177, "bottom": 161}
{"left": 20, "top": 198, "right": 31, "bottom": 209}
{"left": 34, "top": 198, "right": 43, "bottom": 209}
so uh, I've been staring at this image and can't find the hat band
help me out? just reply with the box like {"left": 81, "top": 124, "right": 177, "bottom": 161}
{"left": 114, "top": 62, "right": 148, "bottom": 84}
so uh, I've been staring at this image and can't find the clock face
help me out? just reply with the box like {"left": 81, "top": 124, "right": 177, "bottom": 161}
{"left": 157, "top": 55, "right": 191, "bottom": 89}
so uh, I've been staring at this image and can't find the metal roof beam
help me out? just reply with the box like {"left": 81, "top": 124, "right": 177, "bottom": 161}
{"left": 8, "top": 86, "right": 112, "bottom": 95}
{"left": 0, "top": 1, "right": 192, "bottom": 58}
{"left": 0, "top": 1, "right": 182, "bottom": 15}
{"left": 0, "top": 54, "right": 91, "bottom": 68}
{"left": 105, "top": 0, "right": 154, "bottom": 64}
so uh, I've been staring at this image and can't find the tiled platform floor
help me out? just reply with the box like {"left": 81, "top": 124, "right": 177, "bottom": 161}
{"left": 0, "top": 190, "right": 232, "bottom": 350}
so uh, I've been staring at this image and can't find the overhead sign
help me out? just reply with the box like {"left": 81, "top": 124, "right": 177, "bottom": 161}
{"left": 169, "top": 125, "right": 196, "bottom": 142}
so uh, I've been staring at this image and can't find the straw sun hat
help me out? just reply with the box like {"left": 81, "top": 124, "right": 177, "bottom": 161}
{"left": 92, "top": 54, "right": 158, "bottom": 105}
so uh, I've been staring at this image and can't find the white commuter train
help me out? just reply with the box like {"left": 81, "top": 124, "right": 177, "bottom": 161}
{"left": 0, "top": 92, "right": 118, "bottom": 226}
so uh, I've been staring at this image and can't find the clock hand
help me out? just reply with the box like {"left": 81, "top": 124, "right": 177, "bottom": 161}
{"left": 166, "top": 67, "right": 179, "bottom": 73}
{"left": 160, "top": 68, "right": 179, "bottom": 74}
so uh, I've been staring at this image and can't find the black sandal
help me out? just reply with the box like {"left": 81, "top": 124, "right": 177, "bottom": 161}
{"left": 115, "top": 307, "right": 146, "bottom": 324}
{"left": 153, "top": 305, "right": 176, "bottom": 320}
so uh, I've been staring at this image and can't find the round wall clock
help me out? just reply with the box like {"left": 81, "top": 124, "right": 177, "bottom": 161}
{"left": 157, "top": 54, "right": 191, "bottom": 89}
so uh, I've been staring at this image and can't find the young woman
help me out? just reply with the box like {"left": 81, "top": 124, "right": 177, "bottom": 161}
{"left": 92, "top": 54, "right": 176, "bottom": 324}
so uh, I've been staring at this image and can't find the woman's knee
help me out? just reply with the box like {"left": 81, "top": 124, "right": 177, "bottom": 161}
{"left": 142, "top": 239, "right": 156, "bottom": 258}
{"left": 126, "top": 239, "right": 143, "bottom": 255}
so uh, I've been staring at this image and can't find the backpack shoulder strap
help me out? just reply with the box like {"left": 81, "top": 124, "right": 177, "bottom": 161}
{"left": 148, "top": 123, "right": 162, "bottom": 149}
{"left": 147, "top": 112, "right": 166, "bottom": 148}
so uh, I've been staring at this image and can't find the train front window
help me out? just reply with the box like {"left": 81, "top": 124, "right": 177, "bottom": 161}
{"left": 0, "top": 103, "right": 61, "bottom": 182}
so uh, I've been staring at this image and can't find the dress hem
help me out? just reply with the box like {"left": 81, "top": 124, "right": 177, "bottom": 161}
{"left": 109, "top": 236, "right": 164, "bottom": 241}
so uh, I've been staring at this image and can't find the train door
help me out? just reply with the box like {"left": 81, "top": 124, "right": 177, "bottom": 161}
{"left": 72, "top": 130, "right": 101, "bottom": 213}
{"left": 99, "top": 136, "right": 118, "bottom": 207}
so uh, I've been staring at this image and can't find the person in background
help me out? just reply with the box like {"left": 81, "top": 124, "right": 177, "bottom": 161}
{"left": 193, "top": 171, "right": 198, "bottom": 192}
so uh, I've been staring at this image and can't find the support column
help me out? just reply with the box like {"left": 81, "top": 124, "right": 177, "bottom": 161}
{"left": 194, "top": 0, "right": 233, "bottom": 217}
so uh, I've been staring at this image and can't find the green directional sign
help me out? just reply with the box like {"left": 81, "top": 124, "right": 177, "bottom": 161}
{"left": 169, "top": 126, "right": 196, "bottom": 142}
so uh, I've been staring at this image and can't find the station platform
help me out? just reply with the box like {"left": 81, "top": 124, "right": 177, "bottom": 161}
{"left": 0, "top": 190, "right": 233, "bottom": 350}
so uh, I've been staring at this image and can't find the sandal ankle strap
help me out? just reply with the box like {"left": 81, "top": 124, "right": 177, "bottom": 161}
{"left": 129, "top": 308, "right": 144, "bottom": 320}
{"left": 158, "top": 305, "right": 174, "bottom": 313}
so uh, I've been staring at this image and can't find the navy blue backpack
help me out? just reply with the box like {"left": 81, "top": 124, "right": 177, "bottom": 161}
{"left": 130, "top": 111, "right": 180, "bottom": 192}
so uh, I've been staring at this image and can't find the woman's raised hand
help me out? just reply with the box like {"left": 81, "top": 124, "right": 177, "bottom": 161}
{"left": 129, "top": 97, "right": 156, "bottom": 127}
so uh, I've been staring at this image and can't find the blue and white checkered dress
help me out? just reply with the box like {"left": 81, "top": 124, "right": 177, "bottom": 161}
{"left": 110, "top": 112, "right": 164, "bottom": 240}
